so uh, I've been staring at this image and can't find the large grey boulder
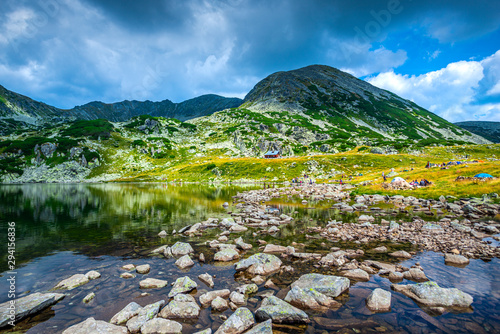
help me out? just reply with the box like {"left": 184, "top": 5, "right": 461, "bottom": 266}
{"left": 255, "top": 296, "right": 309, "bottom": 324}
{"left": 110, "top": 302, "right": 142, "bottom": 325}
{"left": 53, "top": 274, "right": 89, "bottom": 290}
{"left": 235, "top": 253, "right": 282, "bottom": 275}
{"left": 366, "top": 288, "right": 391, "bottom": 312}
{"left": 215, "top": 307, "right": 255, "bottom": 334}
{"left": 140, "top": 318, "right": 182, "bottom": 334}
{"left": 168, "top": 276, "right": 197, "bottom": 297}
{"left": 392, "top": 282, "right": 473, "bottom": 308}
{"left": 126, "top": 300, "right": 165, "bottom": 333}
{"left": 0, "top": 292, "right": 65, "bottom": 328}
{"left": 170, "top": 242, "right": 194, "bottom": 256}
{"left": 159, "top": 294, "right": 200, "bottom": 319}
{"left": 62, "top": 317, "right": 127, "bottom": 334}
{"left": 290, "top": 274, "right": 350, "bottom": 298}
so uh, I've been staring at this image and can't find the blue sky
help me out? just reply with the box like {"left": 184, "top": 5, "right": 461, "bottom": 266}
{"left": 1, "top": 0, "right": 499, "bottom": 122}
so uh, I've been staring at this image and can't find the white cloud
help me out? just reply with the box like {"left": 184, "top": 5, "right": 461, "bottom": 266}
{"left": 366, "top": 50, "right": 500, "bottom": 122}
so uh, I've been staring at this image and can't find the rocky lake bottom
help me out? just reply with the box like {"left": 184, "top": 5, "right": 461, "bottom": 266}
{"left": 0, "top": 183, "right": 499, "bottom": 334}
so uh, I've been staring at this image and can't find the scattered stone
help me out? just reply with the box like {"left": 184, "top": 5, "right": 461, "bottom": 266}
{"left": 290, "top": 274, "right": 350, "bottom": 298}
{"left": 136, "top": 264, "right": 151, "bottom": 274}
{"left": 236, "top": 284, "right": 258, "bottom": 295}
{"left": 140, "top": 278, "right": 169, "bottom": 289}
{"left": 244, "top": 319, "right": 273, "bottom": 334}
{"left": 444, "top": 254, "right": 470, "bottom": 266}
{"left": 255, "top": 296, "right": 309, "bottom": 324}
{"left": 169, "top": 276, "right": 197, "bottom": 297}
{"left": 158, "top": 230, "right": 167, "bottom": 237}
{"left": 198, "top": 273, "right": 215, "bottom": 288}
{"left": 85, "top": 271, "right": 101, "bottom": 280}
{"left": 62, "top": 317, "right": 127, "bottom": 334}
{"left": 170, "top": 242, "right": 194, "bottom": 256}
{"left": 120, "top": 272, "right": 135, "bottom": 279}
{"left": 199, "top": 253, "right": 206, "bottom": 262}
{"left": 122, "top": 264, "right": 136, "bottom": 271}
{"left": 372, "top": 246, "right": 387, "bottom": 253}
{"left": 54, "top": 274, "right": 90, "bottom": 290}
{"left": 389, "top": 250, "right": 412, "bottom": 259}
{"left": 403, "top": 268, "right": 428, "bottom": 282}
{"left": 175, "top": 255, "right": 195, "bottom": 269}
{"left": 83, "top": 292, "right": 95, "bottom": 304}
{"left": 214, "top": 248, "right": 240, "bottom": 261}
{"left": 229, "top": 291, "right": 247, "bottom": 306}
{"left": 110, "top": 302, "right": 142, "bottom": 325}
{"left": 159, "top": 294, "right": 200, "bottom": 319}
{"left": 211, "top": 296, "right": 229, "bottom": 312}
{"left": 200, "top": 289, "right": 230, "bottom": 307}
{"left": 263, "top": 244, "right": 287, "bottom": 253}
{"left": 214, "top": 307, "right": 255, "bottom": 334}
{"left": 251, "top": 275, "right": 265, "bottom": 285}
{"left": 388, "top": 272, "right": 403, "bottom": 282}
{"left": 141, "top": 318, "right": 182, "bottom": 334}
{"left": 126, "top": 300, "right": 165, "bottom": 333}
{"left": 366, "top": 288, "right": 391, "bottom": 312}
{"left": 342, "top": 269, "right": 369, "bottom": 281}
{"left": 235, "top": 237, "right": 252, "bottom": 250}
{"left": 235, "top": 253, "right": 282, "bottom": 275}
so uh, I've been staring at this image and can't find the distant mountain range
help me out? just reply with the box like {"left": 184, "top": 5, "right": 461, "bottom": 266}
{"left": 0, "top": 84, "right": 242, "bottom": 124}
{"left": 0, "top": 65, "right": 490, "bottom": 144}
{"left": 455, "top": 121, "right": 500, "bottom": 143}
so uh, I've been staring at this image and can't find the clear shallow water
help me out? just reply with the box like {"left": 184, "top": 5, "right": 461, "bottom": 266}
{"left": 0, "top": 183, "right": 498, "bottom": 334}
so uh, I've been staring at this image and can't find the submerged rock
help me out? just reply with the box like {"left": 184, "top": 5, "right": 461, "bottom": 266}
{"left": 444, "top": 254, "right": 470, "bottom": 266}
{"left": 392, "top": 282, "right": 473, "bottom": 308}
{"left": 366, "top": 288, "right": 391, "bottom": 312}
{"left": 62, "top": 317, "right": 127, "bottom": 334}
{"left": 235, "top": 253, "right": 282, "bottom": 275}
{"left": 255, "top": 296, "right": 309, "bottom": 324}
{"left": 0, "top": 292, "right": 65, "bottom": 328}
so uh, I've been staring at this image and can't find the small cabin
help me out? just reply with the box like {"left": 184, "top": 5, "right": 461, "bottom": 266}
{"left": 264, "top": 150, "right": 280, "bottom": 159}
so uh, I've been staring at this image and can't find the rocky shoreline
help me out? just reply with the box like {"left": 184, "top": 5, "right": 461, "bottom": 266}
{"left": 1, "top": 184, "right": 498, "bottom": 333}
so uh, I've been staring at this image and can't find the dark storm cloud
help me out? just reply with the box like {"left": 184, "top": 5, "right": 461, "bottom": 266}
{"left": 0, "top": 0, "right": 499, "bottom": 122}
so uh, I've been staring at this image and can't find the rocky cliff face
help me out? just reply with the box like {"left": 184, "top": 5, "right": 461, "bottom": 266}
{"left": 455, "top": 121, "right": 500, "bottom": 143}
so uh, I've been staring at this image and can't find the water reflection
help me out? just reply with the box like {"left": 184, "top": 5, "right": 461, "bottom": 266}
{"left": 0, "top": 183, "right": 259, "bottom": 272}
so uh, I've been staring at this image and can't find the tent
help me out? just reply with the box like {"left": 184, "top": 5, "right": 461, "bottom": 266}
{"left": 391, "top": 177, "right": 405, "bottom": 183}
{"left": 474, "top": 173, "right": 493, "bottom": 178}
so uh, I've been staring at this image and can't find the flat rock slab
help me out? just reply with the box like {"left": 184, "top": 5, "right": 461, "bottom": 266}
{"left": 126, "top": 300, "right": 164, "bottom": 333}
{"left": 235, "top": 253, "right": 282, "bottom": 275}
{"left": 215, "top": 307, "right": 255, "bottom": 334}
{"left": 392, "top": 282, "right": 473, "bottom": 308}
{"left": 342, "top": 269, "right": 369, "bottom": 281}
{"left": 53, "top": 274, "right": 89, "bottom": 290}
{"left": 0, "top": 292, "right": 65, "bottom": 328}
{"left": 389, "top": 251, "right": 412, "bottom": 259}
{"left": 255, "top": 296, "right": 309, "bottom": 324}
{"left": 290, "top": 274, "right": 350, "bottom": 298}
{"left": 62, "top": 317, "right": 128, "bottom": 334}
{"left": 140, "top": 278, "right": 169, "bottom": 289}
{"left": 444, "top": 254, "right": 470, "bottom": 266}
